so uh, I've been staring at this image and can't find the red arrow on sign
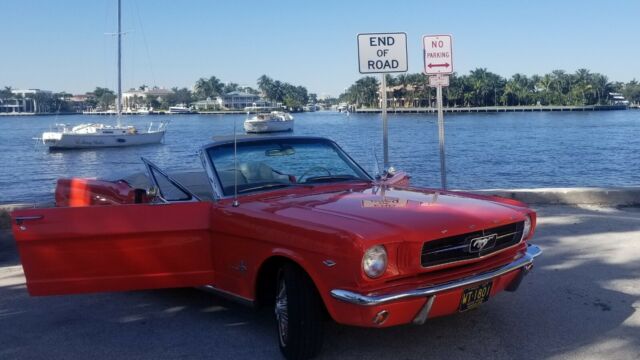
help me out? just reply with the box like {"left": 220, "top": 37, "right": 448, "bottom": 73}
{"left": 428, "top": 63, "right": 450, "bottom": 68}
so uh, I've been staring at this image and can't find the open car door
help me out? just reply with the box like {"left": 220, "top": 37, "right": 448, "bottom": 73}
{"left": 11, "top": 161, "right": 216, "bottom": 296}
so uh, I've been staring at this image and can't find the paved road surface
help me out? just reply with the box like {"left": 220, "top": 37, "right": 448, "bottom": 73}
{"left": 1, "top": 205, "right": 639, "bottom": 359}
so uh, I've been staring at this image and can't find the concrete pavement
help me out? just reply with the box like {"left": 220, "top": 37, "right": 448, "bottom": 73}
{"left": 1, "top": 205, "right": 639, "bottom": 359}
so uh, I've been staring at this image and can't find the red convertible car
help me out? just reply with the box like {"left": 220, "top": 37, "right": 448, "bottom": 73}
{"left": 12, "top": 135, "right": 541, "bottom": 359}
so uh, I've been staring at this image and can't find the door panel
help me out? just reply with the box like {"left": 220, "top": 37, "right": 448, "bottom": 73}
{"left": 12, "top": 202, "right": 214, "bottom": 296}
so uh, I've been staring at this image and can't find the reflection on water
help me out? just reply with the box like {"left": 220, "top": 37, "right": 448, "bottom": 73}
{"left": 0, "top": 110, "right": 639, "bottom": 203}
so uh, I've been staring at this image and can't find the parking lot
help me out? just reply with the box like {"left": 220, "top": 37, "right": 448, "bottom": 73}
{"left": 1, "top": 205, "right": 639, "bottom": 359}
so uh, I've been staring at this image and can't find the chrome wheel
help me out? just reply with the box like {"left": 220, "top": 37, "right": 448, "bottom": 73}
{"left": 275, "top": 276, "right": 288, "bottom": 347}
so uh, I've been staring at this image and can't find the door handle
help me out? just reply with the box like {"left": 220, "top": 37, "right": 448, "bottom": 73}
{"left": 15, "top": 215, "right": 44, "bottom": 229}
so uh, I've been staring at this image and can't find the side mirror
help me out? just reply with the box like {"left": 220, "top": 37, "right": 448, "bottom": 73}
{"left": 146, "top": 186, "right": 159, "bottom": 198}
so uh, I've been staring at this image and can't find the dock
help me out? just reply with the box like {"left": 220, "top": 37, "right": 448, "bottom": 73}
{"left": 82, "top": 110, "right": 247, "bottom": 115}
{"left": 355, "top": 104, "right": 629, "bottom": 114}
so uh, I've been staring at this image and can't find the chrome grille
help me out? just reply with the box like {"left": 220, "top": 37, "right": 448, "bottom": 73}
{"left": 421, "top": 221, "right": 524, "bottom": 267}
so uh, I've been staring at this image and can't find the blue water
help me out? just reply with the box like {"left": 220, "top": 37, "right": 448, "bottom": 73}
{"left": 1, "top": 110, "right": 639, "bottom": 203}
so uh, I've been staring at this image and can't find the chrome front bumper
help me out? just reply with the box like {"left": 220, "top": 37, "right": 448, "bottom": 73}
{"left": 331, "top": 244, "right": 542, "bottom": 307}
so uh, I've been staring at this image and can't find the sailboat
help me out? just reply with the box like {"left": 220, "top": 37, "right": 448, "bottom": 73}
{"left": 40, "top": 0, "right": 166, "bottom": 150}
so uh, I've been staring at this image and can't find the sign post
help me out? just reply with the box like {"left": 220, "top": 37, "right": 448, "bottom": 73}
{"left": 357, "top": 32, "right": 408, "bottom": 170}
{"left": 423, "top": 35, "right": 453, "bottom": 189}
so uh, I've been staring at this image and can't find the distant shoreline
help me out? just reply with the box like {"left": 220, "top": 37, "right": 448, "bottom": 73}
{"left": 0, "top": 104, "right": 635, "bottom": 116}
{"left": 355, "top": 104, "right": 631, "bottom": 114}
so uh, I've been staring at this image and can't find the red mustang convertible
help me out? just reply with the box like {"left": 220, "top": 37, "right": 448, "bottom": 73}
{"left": 12, "top": 135, "right": 541, "bottom": 359}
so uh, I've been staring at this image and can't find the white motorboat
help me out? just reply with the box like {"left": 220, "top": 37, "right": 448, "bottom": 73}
{"left": 38, "top": 0, "right": 166, "bottom": 150}
{"left": 609, "top": 92, "right": 630, "bottom": 106}
{"left": 168, "top": 105, "right": 193, "bottom": 114}
{"left": 137, "top": 107, "right": 151, "bottom": 115}
{"left": 244, "top": 111, "right": 294, "bottom": 133}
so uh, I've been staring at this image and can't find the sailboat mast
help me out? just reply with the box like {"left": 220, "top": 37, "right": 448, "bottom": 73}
{"left": 116, "top": 0, "right": 122, "bottom": 123}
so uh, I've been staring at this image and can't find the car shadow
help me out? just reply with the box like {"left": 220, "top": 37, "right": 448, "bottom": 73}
{"left": 0, "top": 230, "right": 20, "bottom": 267}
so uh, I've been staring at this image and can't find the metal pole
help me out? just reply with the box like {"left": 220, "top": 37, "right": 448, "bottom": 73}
{"left": 381, "top": 74, "right": 389, "bottom": 169}
{"left": 437, "top": 84, "right": 447, "bottom": 189}
{"left": 116, "top": 0, "right": 122, "bottom": 121}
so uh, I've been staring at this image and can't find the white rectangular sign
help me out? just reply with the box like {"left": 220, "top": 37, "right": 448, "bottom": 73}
{"left": 429, "top": 75, "right": 449, "bottom": 87}
{"left": 423, "top": 34, "right": 453, "bottom": 75}
{"left": 357, "top": 32, "right": 408, "bottom": 74}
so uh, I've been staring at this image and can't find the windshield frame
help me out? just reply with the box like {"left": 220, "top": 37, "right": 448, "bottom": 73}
{"left": 203, "top": 136, "right": 373, "bottom": 198}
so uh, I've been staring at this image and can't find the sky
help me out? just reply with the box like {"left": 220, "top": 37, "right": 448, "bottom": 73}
{"left": 1, "top": 0, "right": 639, "bottom": 97}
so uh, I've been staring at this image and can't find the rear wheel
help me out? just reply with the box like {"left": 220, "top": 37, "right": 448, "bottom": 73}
{"left": 275, "top": 264, "right": 324, "bottom": 359}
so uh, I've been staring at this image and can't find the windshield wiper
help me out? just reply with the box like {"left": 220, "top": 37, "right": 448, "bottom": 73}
{"left": 302, "top": 175, "right": 370, "bottom": 184}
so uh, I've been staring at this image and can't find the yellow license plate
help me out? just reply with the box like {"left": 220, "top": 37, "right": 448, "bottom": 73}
{"left": 459, "top": 282, "right": 493, "bottom": 312}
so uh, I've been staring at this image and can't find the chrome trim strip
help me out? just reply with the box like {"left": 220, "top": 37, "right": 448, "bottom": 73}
{"left": 141, "top": 157, "right": 201, "bottom": 203}
{"left": 412, "top": 295, "right": 436, "bottom": 325}
{"left": 14, "top": 215, "right": 44, "bottom": 223}
{"left": 198, "top": 285, "right": 255, "bottom": 307}
{"left": 331, "top": 244, "right": 542, "bottom": 306}
{"left": 496, "top": 231, "right": 518, "bottom": 239}
{"left": 420, "top": 233, "right": 524, "bottom": 270}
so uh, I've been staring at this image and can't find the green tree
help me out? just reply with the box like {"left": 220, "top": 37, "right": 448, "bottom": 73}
{"left": 257, "top": 75, "right": 273, "bottom": 98}
{"left": 0, "top": 86, "right": 12, "bottom": 99}
{"left": 622, "top": 79, "right": 640, "bottom": 104}
{"left": 194, "top": 76, "right": 224, "bottom": 100}
{"left": 223, "top": 82, "right": 240, "bottom": 94}
{"left": 87, "top": 87, "right": 116, "bottom": 110}
{"left": 163, "top": 87, "right": 193, "bottom": 108}
{"left": 339, "top": 76, "right": 379, "bottom": 108}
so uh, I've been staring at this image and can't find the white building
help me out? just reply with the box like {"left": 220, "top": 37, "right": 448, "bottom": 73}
{"left": 192, "top": 98, "right": 221, "bottom": 111}
{"left": 122, "top": 87, "right": 172, "bottom": 110}
{"left": 218, "top": 91, "right": 261, "bottom": 110}
{"left": 0, "top": 89, "right": 53, "bottom": 113}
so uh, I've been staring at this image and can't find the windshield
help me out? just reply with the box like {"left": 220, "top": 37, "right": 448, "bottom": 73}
{"left": 208, "top": 138, "right": 371, "bottom": 196}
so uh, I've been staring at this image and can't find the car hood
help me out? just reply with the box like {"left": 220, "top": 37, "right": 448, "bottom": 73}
{"left": 252, "top": 185, "right": 529, "bottom": 243}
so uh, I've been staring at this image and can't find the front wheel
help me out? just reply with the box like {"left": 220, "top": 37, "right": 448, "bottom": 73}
{"left": 275, "top": 264, "right": 324, "bottom": 359}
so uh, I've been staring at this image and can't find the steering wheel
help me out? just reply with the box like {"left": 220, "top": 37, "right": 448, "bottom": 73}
{"left": 298, "top": 166, "right": 331, "bottom": 183}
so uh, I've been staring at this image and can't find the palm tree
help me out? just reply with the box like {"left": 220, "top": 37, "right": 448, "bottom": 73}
{"left": 551, "top": 70, "right": 569, "bottom": 104}
{"left": 257, "top": 75, "right": 273, "bottom": 98}
{"left": 573, "top": 69, "right": 594, "bottom": 105}
{"left": 223, "top": 82, "right": 240, "bottom": 94}
{"left": 536, "top": 74, "right": 554, "bottom": 105}
{"left": 194, "top": 76, "right": 224, "bottom": 100}
{"left": 469, "top": 68, "right": 491, "bottom": 106}
{"left": 0, "top": 86, "right": 12, "bottom": 99}
{"left": 591, "top": 73, "right": 611, "bottom": 104}
{"left": 194, "top": 78, "right": 212, "bottom": 100}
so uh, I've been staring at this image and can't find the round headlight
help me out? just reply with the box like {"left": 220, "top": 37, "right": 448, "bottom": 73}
{"left": 521, "top": 215, "right": 532, "bottom": 241}
{"left": 362, "top": 245, "right": 387, "bottom": 278}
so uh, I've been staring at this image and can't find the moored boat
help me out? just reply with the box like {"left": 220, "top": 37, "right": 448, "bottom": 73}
{"left": 137, "top": 107, "right": 151, "bottom": 115}
{"left": 41, "top": 122, "right": 167, "bottom": 149}
{"left": 243, "top": 111, "right": 294, "bottom": 133}
{"left": 168, "top": 105, "right": 193, "bottom": 114}
{"left": 39, "top": 0, "right": 166, "bottom": 150}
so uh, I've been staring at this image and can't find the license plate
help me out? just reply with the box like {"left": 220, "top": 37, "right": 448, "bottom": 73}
{"left": 459, "top": 282, "right": 493, "bottom": 312}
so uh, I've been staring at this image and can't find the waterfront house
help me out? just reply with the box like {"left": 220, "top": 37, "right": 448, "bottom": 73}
{"left": 218, "top": 91, "right": 261, "bottom": 110}
{"left": 122, "top": 87, "right": 172, "bottom": 110}
{"left": 68, "top": 94, "right": 90, "bottom": 113}
{"left": 192, "top": 98, "right": 221, "bottom": 111}
{"left": 0, "top": 89, "right": 53, "bottom": 114}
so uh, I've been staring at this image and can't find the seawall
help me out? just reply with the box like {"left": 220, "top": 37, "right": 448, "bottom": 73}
{"left": 2, "top": 187, "right": 639, "bottom": 230}
{"left": 355, "top": 105, "right": 628, "bottom": 113}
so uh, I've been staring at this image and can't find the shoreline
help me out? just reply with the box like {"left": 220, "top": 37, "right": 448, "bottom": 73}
{"left": 355, "top": 104, "right": 630, "bottom": 114}
{"left": 0, "top": 104, "right": 635, "bottom": 116}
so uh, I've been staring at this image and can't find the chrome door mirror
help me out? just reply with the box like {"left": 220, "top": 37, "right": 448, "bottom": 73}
{"left": 146, "top": 186, "right": 159, "bottom": 198}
